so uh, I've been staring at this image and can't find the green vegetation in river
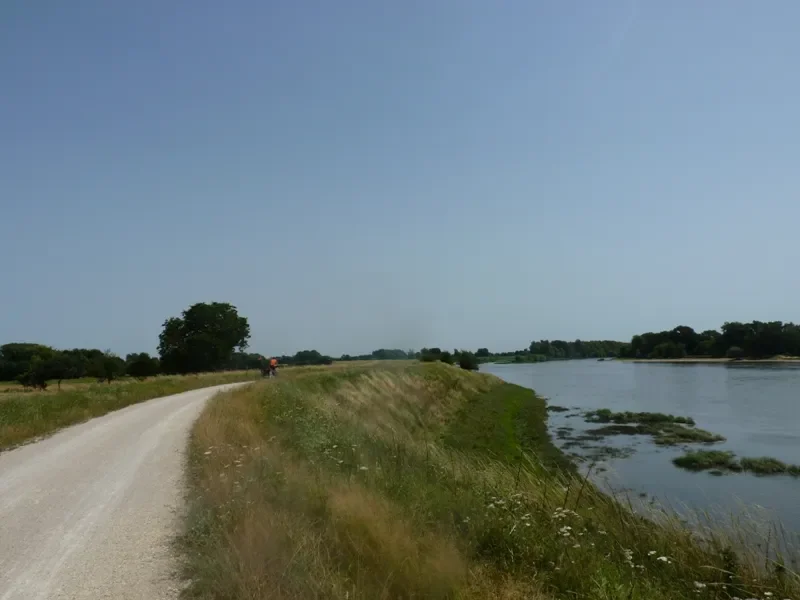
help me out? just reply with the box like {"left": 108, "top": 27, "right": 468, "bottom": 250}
{"left": 674, "top": 450, "right": 800, "bottom": 476}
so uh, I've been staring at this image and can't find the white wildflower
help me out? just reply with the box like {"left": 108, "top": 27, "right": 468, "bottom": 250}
{"left": 332, "top": 445, "right": 337, "bottom": 449}
{"left": 763, "top": 595, "right": 772, "bottom": 598}
{"left": 648, "top": 550, "right": 657, "bottom": 556}
{"left": 694, "top": 582, "right": 707, "bottom": 590}
{"left": 657, "top": 556, "right": 670, "bottom": 564}
{"left": 359, "top": 466, "right": 368, "bottom": 471}
{"left": 572, "top": 543, "right": 581, "bottom": 549}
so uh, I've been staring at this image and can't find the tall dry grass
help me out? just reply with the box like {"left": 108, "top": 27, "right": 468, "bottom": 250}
{"left": 181, "top": 364, "right": 800, "bottom": 600}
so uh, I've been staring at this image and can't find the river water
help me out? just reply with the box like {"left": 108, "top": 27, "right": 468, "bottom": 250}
{"left": 481, "top": 360, "right": 800, "bottom": 539}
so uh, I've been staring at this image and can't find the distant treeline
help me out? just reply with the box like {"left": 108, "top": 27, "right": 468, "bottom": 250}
{"left": 339, "top": 349, "right": 414, "bottom": 361}
{"left": 0, "top": 343, "right": 270, "bottom": 389}
{"left": 619, "top": 321, "right": 800, "bottom": 359}
{"left": 469, "top": 340, "right": 627, "bottom": 364}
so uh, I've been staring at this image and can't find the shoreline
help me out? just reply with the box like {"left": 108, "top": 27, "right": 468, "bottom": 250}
{"left": 619, "top": 357, "right": 800, "bottom": 364}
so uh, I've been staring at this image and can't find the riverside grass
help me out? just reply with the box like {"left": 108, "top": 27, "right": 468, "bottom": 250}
{"left": 180, "top": 363, "right": 800, "bottom": 600}
{"left": 0, "top": 370, "right": 260, "bottom": 450}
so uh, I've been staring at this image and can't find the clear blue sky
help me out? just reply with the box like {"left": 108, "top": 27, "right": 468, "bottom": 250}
{"left": 2, "top": 1, "right": 799, "bottom": 357}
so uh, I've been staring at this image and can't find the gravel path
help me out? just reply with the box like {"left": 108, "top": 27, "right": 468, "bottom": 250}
{"left": 0, "top": 382, "right": 249, "bottom": 600}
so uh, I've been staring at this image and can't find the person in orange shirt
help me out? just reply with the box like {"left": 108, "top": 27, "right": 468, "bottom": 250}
{"left": 269, "top": 357, "right": 278, "bottom": 377}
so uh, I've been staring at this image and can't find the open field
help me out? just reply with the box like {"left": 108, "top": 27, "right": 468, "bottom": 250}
{"left": 180, "top": 362, "right": 799, "bottom": 600}
{"left": 0, "top": 371, "right": 261, "bottom": 451}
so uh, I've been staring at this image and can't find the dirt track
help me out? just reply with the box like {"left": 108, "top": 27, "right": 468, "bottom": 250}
{"left": 0, "top": 382, "right": 248, "bottom": 600}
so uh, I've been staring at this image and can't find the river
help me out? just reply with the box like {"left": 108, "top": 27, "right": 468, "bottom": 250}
{"left": 481, "top": 360, "right": 800, "bottom": 541}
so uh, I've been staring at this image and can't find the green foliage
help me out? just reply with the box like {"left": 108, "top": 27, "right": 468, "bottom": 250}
{"left": 87, "top": 351, "right": 125, "bottom": 383}
{"left": 674, "top": 451, "right": 800, "bottom": 476}
{"left": 649, "top": 341, "right": 687, "bottom": 359}
{"left": 1, "top": 343, "right": 56, "bottom": 382}
{"left": 583, "top": 409, "right": 724, "bottom": 445}
{"left": 529, "top": 339, "right": 627, "bottom": 359}
{"left": 628, "top": 321, "right": 800, "bottom": 359}
{"left": 282, "top": 349, "right": 333, "bottom": 366}
{"left": 158, "top": 302, "right": 250, "bottom": 374}
{"left": 457, "top": 351, "right": 479, "bottom": 371}
{"left": 338, "top": 349, "right": 411, "bottom": 361}
{"left": 419, "top": 347, "right": 443, "bottom": 362}
{"left": 673, "top": 450, "right": 740, "bottom": 471}
{"left": 584, "top": 409, "right": 694, "bottom": 425}
{"left": 17, "top": 355, "right": 54, "bottom": 389}
{"left": 475, "top": 347, "right": 490, "bottom": 357}
{"left": 439, "top": 350, "right": 454, "bottom": 365}
{"left": 125, "top": 352, "right": 161, "bottom": 379}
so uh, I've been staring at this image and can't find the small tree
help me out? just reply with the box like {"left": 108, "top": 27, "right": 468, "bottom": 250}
{"left": 17, "top": 356, "right": 51, "bottom": 390}
{"left": 439, "top": 351, "right": 454, "bottom": 365}
{"left": 88, "top": 351, "right": 125, "bottom": 383}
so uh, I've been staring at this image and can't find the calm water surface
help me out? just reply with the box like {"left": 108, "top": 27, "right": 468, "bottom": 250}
{"left": 482, "top": 360, "right": 800, "bottom": 534}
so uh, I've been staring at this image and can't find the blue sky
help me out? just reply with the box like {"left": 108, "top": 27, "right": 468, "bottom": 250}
{"left": 2, "top": 1, "right": 799, "bottom": 357}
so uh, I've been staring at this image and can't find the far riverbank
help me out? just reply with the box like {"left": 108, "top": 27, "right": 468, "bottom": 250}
{"left": 620, "top": 357, "right": 800, "bottom": 364}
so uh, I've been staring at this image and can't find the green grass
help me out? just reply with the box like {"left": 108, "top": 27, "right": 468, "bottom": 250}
{"left": 180, "top": 363, "right": 800, "bottom": 600}
{"left": 442, "top": 379, "right": 572, "bottom": 471}
{"left": 0, "top": 371, "right": 259, "bottom": 450}
{"left": 673, "top": 451, "right": 800, "bottom": 476}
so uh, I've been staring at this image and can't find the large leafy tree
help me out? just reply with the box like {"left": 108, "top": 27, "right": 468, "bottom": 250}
{"left": 158, "top": 302, "right": 250, "bottom": 373}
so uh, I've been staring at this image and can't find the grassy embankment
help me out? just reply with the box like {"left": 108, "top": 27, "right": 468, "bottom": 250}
{"left": 0, "top": 370, "right": 260, "bottom": 450}
{"left": 180, "top": 363, "right": 799, "bottom": 600}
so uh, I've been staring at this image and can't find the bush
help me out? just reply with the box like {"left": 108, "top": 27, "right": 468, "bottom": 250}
{"left": 458, "top": 352, "right": 479, "bottom": 371}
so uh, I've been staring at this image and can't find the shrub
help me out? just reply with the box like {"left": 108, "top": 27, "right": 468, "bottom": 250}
{"left": 458, "top": 352, "right": 479, "bottom": 371}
